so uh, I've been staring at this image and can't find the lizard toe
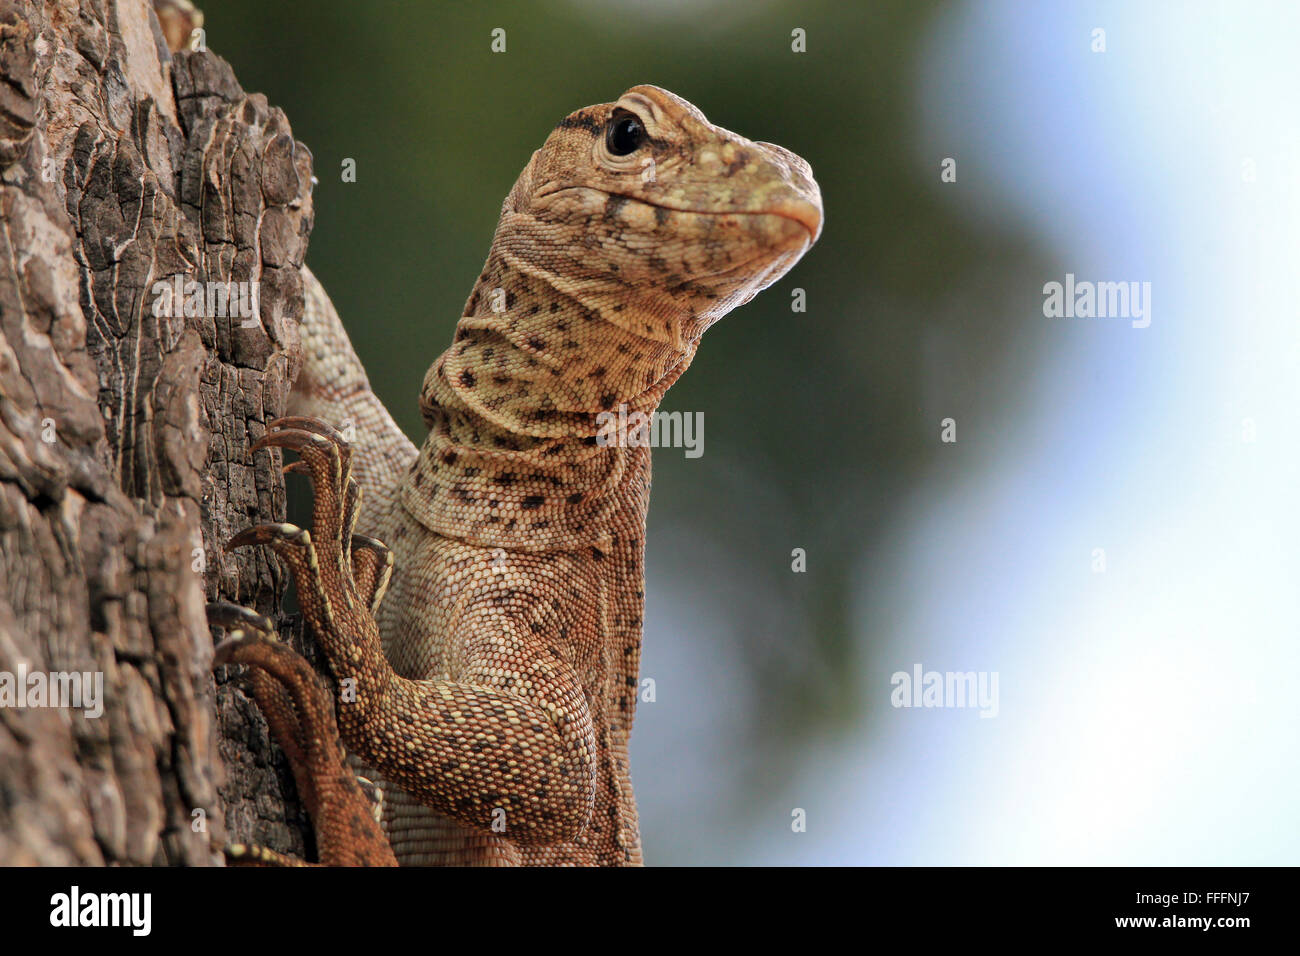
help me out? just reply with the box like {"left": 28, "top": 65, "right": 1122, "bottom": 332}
{"left": 349, "top": 534, "right": 394, "bottom": 612}
{"left": 266, "top": 415, "right": 350, "bottom": 447}
{"left": 228, "top": 522, "right": 311, "bottom": 550}
{"left": 205, "top": 601, "right": 275, "bottom": 637}
{"left": 224, "top": 843, "right": 308, "bottom": 867}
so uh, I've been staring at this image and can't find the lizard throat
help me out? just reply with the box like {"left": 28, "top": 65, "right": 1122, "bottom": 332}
{"left": 400, "top": 262, "right": 700, "bottom": 552}
{"left": 400, "top": 370, "right": 656, "bottom": 552}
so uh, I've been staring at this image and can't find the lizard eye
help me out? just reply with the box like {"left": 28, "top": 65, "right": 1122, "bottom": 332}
{"left": 605, "top": 111, "right": 647, "bottom": 156}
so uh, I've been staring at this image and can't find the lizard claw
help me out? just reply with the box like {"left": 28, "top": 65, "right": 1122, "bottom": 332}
{"left": 253, "top": 418, "right": 362, "bottom": 565}
{"left": 349, "top": 534, "right": 394, "bottom": 613}
{"left": 252, "top": 426, "right": 336, "bottom": 456}
{"left": 207, "top": 602, "right": 280, "bottom": 668}
{"left": 228, "top": 522, "right": 313, "bottom": 550}
{"left": 205, "top": 601, "right": 275, "bottom": 637}
{"left": 227, "top": 523, "right": 333, "bottom": 623}
{"left": 207, "top": 600, "right": 279, "bottom": 666}
{"left": 350, "top": 532, "right": 390, "bottom": 555}
{"left": 265, "top": 415, "right": 350, "bottom": 447}
{"left": 254, "top": 416, "right": 352, "bottom": 479}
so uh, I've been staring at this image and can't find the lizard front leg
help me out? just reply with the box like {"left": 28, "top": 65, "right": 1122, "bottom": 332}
{"left": 232, "top": 417, "right": 598, "bottom": 847}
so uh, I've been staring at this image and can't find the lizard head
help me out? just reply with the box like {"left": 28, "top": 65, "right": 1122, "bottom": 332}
{"left": 501, "top": 84, "right": 823, "bottom": 342}
{"left": 437, "top": 86, "right": 823, "bottom": 440}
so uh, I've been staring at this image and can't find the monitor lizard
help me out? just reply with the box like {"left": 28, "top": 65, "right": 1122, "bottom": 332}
{"left": 212, "top": 84, "right": 822, "bottom": 866}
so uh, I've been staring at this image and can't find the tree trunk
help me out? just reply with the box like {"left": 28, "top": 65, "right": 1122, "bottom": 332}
{"left": 0, "top": 0, "right": 313, "bottom": 865}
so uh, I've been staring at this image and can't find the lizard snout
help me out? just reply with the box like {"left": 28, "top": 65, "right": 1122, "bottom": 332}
{"left": 751, "top": 141, "right": 824, "bottom": 243}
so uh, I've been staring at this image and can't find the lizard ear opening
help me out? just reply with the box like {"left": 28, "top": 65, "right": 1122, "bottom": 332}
{"left": 503, "top": 149, "right": 540, "bottom": 213}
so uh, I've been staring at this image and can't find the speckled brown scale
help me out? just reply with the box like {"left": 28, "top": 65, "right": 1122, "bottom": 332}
{"left": 261, "top": 85, "right": 822, "bottom": 865}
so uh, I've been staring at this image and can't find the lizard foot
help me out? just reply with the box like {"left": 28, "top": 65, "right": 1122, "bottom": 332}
{"left": 208, "top": 601, "right": 397, "bottom": 866}
{"left": 234, "top": 418, "right": 393, "bottom": 620}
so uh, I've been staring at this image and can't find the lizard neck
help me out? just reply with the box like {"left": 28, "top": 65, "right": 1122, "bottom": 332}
{"left": 398, "top": 247, "right": 701, "bottom": 552}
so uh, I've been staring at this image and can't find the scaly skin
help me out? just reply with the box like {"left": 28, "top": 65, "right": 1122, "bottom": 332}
{"left": 236, "top": 85, "right": 822, "bottom": 866}
{"left": 207, "top": 602, "right": 396, "bottom": 867}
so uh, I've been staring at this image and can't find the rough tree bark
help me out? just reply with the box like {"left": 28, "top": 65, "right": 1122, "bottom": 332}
{"left": 0, "top": 0, "right": 315, "bottom": 864}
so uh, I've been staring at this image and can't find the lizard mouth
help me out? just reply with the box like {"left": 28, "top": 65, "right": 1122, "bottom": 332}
{"left": 537, "top": 185, "right": 821, "bottom": 243}
{"left": 695, "top": 241, "right": 809, "bottom": 291}
{"left": 734, "top": 201, "right": 821, "bottom": 242}
{"left": 613, "top": 194, "right": 822, "bottom": 244}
